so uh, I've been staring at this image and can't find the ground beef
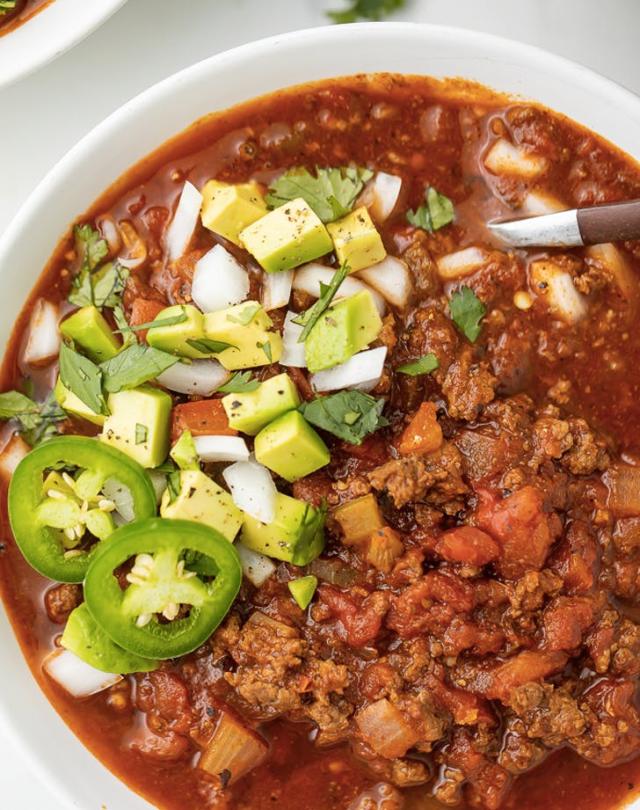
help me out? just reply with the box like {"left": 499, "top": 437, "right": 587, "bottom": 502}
{"left": 442, "top": 347, "right": 497, "bottom": 421}
{"left": 400, "top": 304, "right": 459, "bottom": 382}
{"left": 44, "top": 584, "right": 82, "bottom": 624}
{"left": 367, "top": 443, "right": 467, "bottom": 510}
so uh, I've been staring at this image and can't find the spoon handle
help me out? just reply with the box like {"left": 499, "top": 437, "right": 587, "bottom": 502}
{"left": 577, "top": 199, "right": 640, "bottom": 244}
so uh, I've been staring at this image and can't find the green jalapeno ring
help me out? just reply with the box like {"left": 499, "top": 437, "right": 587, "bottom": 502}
{"left": 8, "top": 436, "right": 157, "bottom": 583}
{"left": 84, "top": 518, "right": 242, "bottom": 660}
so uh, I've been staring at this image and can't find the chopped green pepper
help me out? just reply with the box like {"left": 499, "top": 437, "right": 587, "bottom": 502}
{"left": 62, "top": 603, "right": 158, "bottom": 674}
{"left": 84, "top": 518, "right": 242, "bottom": 659}
{"left": 8, "top": 436, "right": 157, "bottom": 583}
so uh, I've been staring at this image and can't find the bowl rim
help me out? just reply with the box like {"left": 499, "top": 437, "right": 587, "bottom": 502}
{"left": 2, "top": 19, "right": 640, "bottom": 810}
{"left": 0, "top": 0, "right": 129, "bottom": 89}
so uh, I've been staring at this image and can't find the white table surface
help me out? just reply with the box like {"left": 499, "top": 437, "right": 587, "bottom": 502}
{"left": 1, "top": 0, "right": 639, "bottom": 806}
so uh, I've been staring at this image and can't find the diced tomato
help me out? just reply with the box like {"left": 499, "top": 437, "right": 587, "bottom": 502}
{"left": 436, "top": 526, "right": 500, "bottom": 566}
{"left": 129, "top": 298, "right": 165, "bottom": 341}
{"left": 475, "top": 486, "right": 559, "bottom": 579}
{"left": 480, "top": 650, "right": 568, "bottom": 703}
{"left": 171, "top": 399, "right": 237, "bottom": 443}
{"left": 317, "top": 584, "right": 388, "bottom": 647}
{"left": 398, "top": 401, "right": 443, "bottom": 456}
{"left": 542, "top": 596, "right": 595, "bottom": 651}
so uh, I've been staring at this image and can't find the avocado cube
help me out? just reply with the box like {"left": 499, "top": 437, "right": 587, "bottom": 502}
{"left": 304, "top": 289, "right": 383, "bottom": 373}
{"left": 239, "top": 197, "right": 333, "bottom": 273}
{"left": 146, "top": 305, "right": 208, "bottom": 359}
{"left": 201, "top": 180, "right": 267, "bottom": 246}
{"left": 241, "top": 493, "right": 325, "bottom": 565}
{"left": 60, "top": 306, "right": 121, "bottom": 363}
{"left": 327, "top": 206, "right": 387, "bottom": 273}
{"left": 204, "top": 301, "right": 283, "bottom": 370}
{"left": 160, "top": 469, "right": 242, "bottom": 542}
{"left": 100, "top": 386, "right": 172, "bottom": 468}
{"left": 288, "top": 575, "right": 318, "bottom": 609}
{"left": 254, "top": 410, "right": 329, "bottom": 482}
{"left": 222, "top": 373, "right": 300, "bottom": 435}
{"left": 54, "top": 377, "right": 105, "bottom": 426}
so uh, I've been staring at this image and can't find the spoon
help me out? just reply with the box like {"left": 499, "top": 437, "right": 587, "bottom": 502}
{"left": 488, "top": 198, "right": 640, "bottom": 248}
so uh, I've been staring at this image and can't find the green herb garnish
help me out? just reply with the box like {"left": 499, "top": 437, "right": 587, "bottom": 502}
{"left": 266, "top": 166, "right": 373, "bottom": 223}
{"left": 259, "top": 341, "right": 273, "bottom": 362}
{"left": 0, "top": 390, "right": 66, "bottom": 443}
{"left": 407, "top": 187, "right": 455, "bottom": 233}
{"left": 299, "top": 390, "right": 388, "bottom": 445}
{"left": 185, "top": 338, "right": 236, "bottom": 355}
{"left": 100, "top": 344, "right": 178, "bottom": 393}
{"left": 226, "top": 302, "right": 262, "bottom": 325}
{"left": 328, "top": 0, "right": 406, "bottom": 24}
{"left": 68, "top": 225, "right": 128, "bottom": 309}
{"left": 449, "top": 286, "right": 486, "bottom": 343}
{"left": 397, "top": 353, "right": 439, "bottom": 376}
{"left": 216, "top": 371, "right": 260, "bottom": 394}
{"left": 58, "top": 344, "right": 106, "bottom": 416}
{"left": 293, "top": 264, "right": 349, "bottom": 343}
{"left": 117, "top": 310, "right": 188, "bottom": 334}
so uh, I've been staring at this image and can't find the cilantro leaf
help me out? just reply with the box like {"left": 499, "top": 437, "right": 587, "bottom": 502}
{"left": 226, "top": 302, "right": 262, "bottom": 325}
{"left": 293, "top": 264, "right": 349, "bottom": 343}
{"left": 24, "top": 392, "right": 66, "bottom": 446}
{"left": 101, "top": 344, "right": 178, "bottom": 393}
{"left": 91, "top": 263, "right": 129, "bottom": 309}
{"left": 407, "top": 187, "right": 455, "bottom": 233}
{"left": 328, "top": 0, "right": 406, "bottom": 23}
{"left": 59, "top": 344, "right": 106, "bottom": 415}
{"left": 299, "top": 391, "right": 388, "bottom": 445}
{"left": 0, "top": 391, "right": 42, "bottom": 430}
{"left": 117, "top": 310, "right": 188, "bottom": 334}
{"left": 449, "top": 286, "right": 486, "bottom": 343}
{"left": 75, "top": 224, "right": 108, "bottom": 272}
{"left": 185, "top": 338, "right": 236, "bottom": 355}
{"left": 266, "top": 166, "right": 373, "bottom": 223}
{"left": 68, "top": 222, "right": 128, "bottom": 311}
{"left": 397, "top": 353, "right": 439, "bottom": 376}
{"left": 216, "top": 371, "right": 260, "bottom": 394}
{"left": 112, "top": 304, "right": 137, "bottom": 348}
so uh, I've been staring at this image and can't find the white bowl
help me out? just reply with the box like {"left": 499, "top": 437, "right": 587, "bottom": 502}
{"left": 2, "top": 21, "right": 640, "bottom": 810}
{"left": 0, "top": 0, "right": 128, "bottom": 88}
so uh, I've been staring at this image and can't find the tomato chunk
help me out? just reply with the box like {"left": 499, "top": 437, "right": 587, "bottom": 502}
{"left": 171, "top": 399, "right": 237, "bottom": 443}
{"left": 436, "top": 526, "right": 500, "bottom": 566}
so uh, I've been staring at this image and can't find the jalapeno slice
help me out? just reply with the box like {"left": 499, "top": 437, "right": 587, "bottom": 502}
{"left": 84, "top": 518, "right": 242, "bottom": 659}
{"left": 8, "top": 436, "right": 157, "bottom": 583}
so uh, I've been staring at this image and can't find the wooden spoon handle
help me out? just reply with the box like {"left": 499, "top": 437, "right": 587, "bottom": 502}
{"left": 577, "top": 199, "right": 640, "bottom": 244}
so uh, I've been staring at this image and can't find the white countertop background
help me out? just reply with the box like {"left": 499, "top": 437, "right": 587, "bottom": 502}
{"left": 1, "top": 0, "right": 639, "bottom": 805}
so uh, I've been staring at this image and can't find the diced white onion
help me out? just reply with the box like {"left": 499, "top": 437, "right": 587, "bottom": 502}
{"left": 280, "top": 311, "right": 307, "bottom": 368}
{"left": 235, "top": 543, "right": 277, "bottom": 587}
{"left": 530, "top": 260, "right": 587, "bottom": 324}
{"left": 44, "top": 649, "right": 122, "bottom": 698}
{"left": 223, "top": 457, "right": 277, "bottom": 524}
{"left": 437, "top": 247, "right": 488, "bottom": 280}
{"left": 585, "top": 243, "right": 637, "bottom": 301}
{"left": 194, "top": 435, "right": 250, "bottom": 463}
{"left": 521, "top": 190, "right": 566, "bottom": 215}
{"left": 359, "top": 172, "right": 402, "bottom": 222}
{"left": 293, "top": 264, "right": 386, "bottom": 316}
{"left": 97, "top": 214, "right": 121, "bottom": 255}
{"left": 166, "top": 181, "right": 203, "bottom": 262}
{"left": 0, "top": 434, "right": 29, "bottom": 481}
{"left": 262, "top": 269, "right": 293, "bottom": 311}
{"left": 192, "top": 244, "right": 250, "bottom": 313}
{"left": 485, "top": 139, "right": 547, "bottom": 179}
{"left": 22, "top": 298, "right": 60, "bottom": 367}
{"left": 156, "top": 359, "right": 230, "bottom": 397}
{"left": 311, "top": 346, "right": 387, "bottom": 392}
{"left": 101, "top": 478, "right": 135, "bottom": 523}
{"left": 358, "top": 256, "right": 411, "bottom": 308}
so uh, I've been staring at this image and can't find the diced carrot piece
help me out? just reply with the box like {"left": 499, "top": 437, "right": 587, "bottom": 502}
{"left": 171, "top": 399, "right": 237, "bottom": 443}
{"left": 129, "top": 298, "right": 166, "bottom": 341}
{"left": 398, "top": 401, "right": 443, "bottom": 456}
